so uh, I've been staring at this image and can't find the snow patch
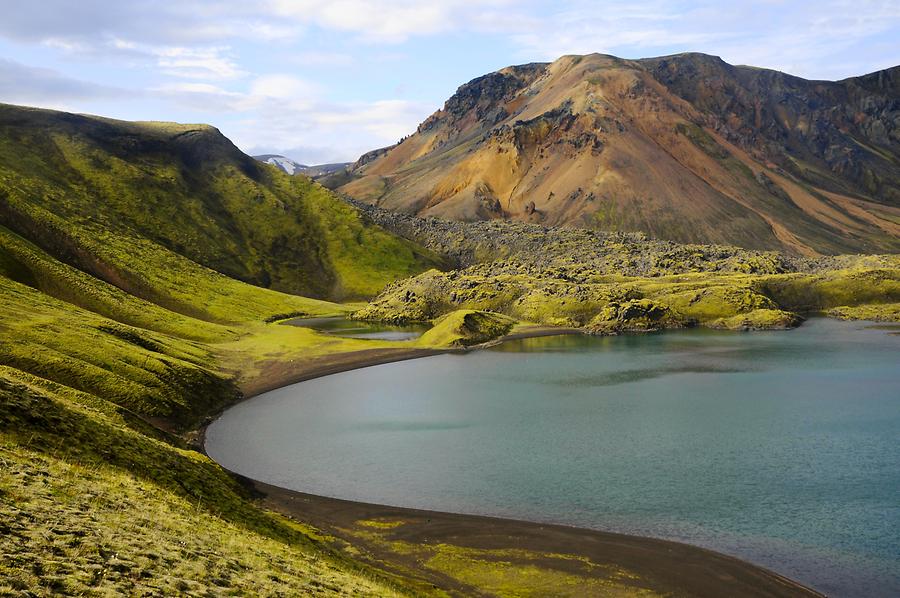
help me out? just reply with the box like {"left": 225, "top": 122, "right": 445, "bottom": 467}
{"left": 264, "top": 156, "right": 301, "bottom": 175}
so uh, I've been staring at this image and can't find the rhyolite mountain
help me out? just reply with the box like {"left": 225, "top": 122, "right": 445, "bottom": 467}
{"left": 335, "top": 53, "right": 900, "bottom": 256}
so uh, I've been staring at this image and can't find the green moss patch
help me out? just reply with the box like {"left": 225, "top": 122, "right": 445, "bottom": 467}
{"left": 418, "top": 310, "right": 516, "bottom": 347}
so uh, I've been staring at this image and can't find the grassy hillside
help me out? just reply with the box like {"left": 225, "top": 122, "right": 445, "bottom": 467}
{"left": 0, "top": 103, "right": 440, "bottom": 303}
{"left": 0, "top": 352, "right": 417, "bottom": 596}
{"left": 0, "top": 171, "right": 458, "bottom": 592}
{"left": 0, "top": 104, "right": 450, "bottom": 595}
{"left": 0, "top": 441, "right": 402, "bottom": 596}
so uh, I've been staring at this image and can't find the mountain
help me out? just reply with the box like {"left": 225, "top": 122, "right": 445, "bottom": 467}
{"left": 254, "top": 153, "right": 351, "bottom": 178}
{"left": 335, "top": 53, "right": 900, "bottom": 256}
{"left": 254, "top": 153, "right": 305, "bottom": 174}
{"left": 0, "top": 104, "right": 439, "bottom": 305}
{"left": 299, "top": 161, "right": 352, "bottom": 177}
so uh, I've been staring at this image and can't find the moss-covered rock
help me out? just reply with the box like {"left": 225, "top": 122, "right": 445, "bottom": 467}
{"left": 586, "top": 299, "right": 685, "bottom": 334}
{"left": 709, "top": 309, "right": 803, "bottom": 331}
{"left": 826, "top": 303, "right": 900, "bottom": 322}
{"left": 355, "top": 232, "right": 899, "bottom": 332}
{"left": 418, "top": 310, "right": 516, "bottom": 347}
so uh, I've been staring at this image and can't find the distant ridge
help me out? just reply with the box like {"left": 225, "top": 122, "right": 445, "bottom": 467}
{"left": 254, "top": 153, "right": 350, "bottom": 179}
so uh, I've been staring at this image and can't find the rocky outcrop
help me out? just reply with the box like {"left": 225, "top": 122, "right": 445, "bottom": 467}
{"left": 419, "top": 63, "right": 547, "bottom": 136}
{"left": 586, "top": 299, "right": 684, "bottom": 334}
{"left": 417, "top": 309, "right": 516, "bottom": 347}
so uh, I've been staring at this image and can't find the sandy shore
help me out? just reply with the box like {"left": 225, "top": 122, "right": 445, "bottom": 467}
{"left": 205, "top": 327, "right": 823, "bottom": 597}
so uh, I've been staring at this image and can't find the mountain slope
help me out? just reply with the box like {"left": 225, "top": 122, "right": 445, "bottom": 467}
{"left": 0, "top": 103, "right": 440, "bottom": 305}
{"left": 337, "top": 53, "right": 900, "bottom": 256}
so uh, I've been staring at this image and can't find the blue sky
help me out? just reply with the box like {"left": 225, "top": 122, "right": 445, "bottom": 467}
{"left": 1, "top": 1, "right": 898, "bottom": 164}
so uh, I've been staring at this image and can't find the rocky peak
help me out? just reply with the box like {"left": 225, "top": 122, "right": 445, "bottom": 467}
{"left": 418, "top": 63, "right": 547, "bottom": 134}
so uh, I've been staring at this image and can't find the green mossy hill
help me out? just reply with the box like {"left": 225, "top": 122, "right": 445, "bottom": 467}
{"left": 0, "top": 221, "right": 351, "bottom": 336}
{"left": 0, "top": 243, "right": 436, "bottom": 594}
{"left": 0, "top": 234, "right": 430, "bottom": 594}
{"left": 417, "top": 310, "right": 516, "bottom": 347}
{"left": 0, "top": 111, "right": 440, "bottom": 595}
{"left": 357, "top": 250, "right": 900, "bottom": 333}
{"left": 0, "top": 276, "right": 238, "bottom": 426}
{"left": 0, "top": 377, "right": 410, "bottom": 596}
{"left": 0, "top": 103, "right": 439, "bottom": 303}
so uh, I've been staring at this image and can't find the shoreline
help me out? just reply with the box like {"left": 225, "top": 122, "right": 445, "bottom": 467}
{"left": 202, "top": 325, "right": 824, "bottom": 597}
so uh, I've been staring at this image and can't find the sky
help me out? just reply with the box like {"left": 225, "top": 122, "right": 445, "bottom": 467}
{"left": 0, "top": 1, "right": 898, "bottom": 164}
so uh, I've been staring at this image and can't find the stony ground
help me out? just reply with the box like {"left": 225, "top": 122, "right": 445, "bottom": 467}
{"left": 351, "top": 198, "right": 900, "bottom": 332}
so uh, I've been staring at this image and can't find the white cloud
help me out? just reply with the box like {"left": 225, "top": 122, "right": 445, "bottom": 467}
{"left": 249, "top": 74, "right": 320, "bottom": 99}
{"left": 155, "top": 46, "right": 244, "bottom": 80}
{"left": 152, "top": 73, "right": 430, "bottom": 162}
{"left": 293, "top": 51, "right": 355, "bottom": 67}
{"left": 307, "top": 99, "right": 427, "bottom": 140}
{"left": 0, "top": 58, "right": 128, "bottom": 108}
{"left": 268, "top": 0, "right": 515, "bottom": 43}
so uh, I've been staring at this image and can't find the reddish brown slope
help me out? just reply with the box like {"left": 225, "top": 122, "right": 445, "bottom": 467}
{"left": 336, "top": 53, "right": 900, "bottom": 255}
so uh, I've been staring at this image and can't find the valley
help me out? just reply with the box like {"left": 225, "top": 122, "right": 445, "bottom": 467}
{"left": 0, "top": 56, "right": 897, "bottom": 596}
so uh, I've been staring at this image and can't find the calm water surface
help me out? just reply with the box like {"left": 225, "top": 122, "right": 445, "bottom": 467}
{"left": 283, "top": 316, "right": 428, "bottom": 340}
{"left": 207, "top": 319, "right": 900, "bottom": 597}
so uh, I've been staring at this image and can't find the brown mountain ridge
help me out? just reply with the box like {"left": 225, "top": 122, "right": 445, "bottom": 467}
{"left": 333, "top": 53, "right": 900, "bottom": 256}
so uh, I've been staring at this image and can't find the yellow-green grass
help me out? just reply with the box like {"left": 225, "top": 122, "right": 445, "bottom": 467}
{"left": 827, "top": 302, "right": 900, "bottom": 322}
{"left": 0, "top": 440, "right": 408, "bottom": 597}
{"left": 344, "top": 524, "right": 659, "bottom": 598}
{"left": 0, "top": 218, "right": 354, "bottom": 328}
{"left": 0, "top": 270, "right": 428, "bottom": 429}
{"left": 421, "top": 544, "right": 659, "bottom": 598}
{"left": 0, "top": 277, "right": 236, "bottom": 424}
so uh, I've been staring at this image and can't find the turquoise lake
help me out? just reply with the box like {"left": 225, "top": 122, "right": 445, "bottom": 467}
{"left": 206, "top": 318, "right": 900, "bottom": 597}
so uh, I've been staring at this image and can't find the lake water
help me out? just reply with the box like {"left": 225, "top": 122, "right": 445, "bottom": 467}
{"left": 282, "top": 316, "right": 428, "bottom": 340}
{"left": 206, "top": 319, "right": 900, "bottom": 597}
